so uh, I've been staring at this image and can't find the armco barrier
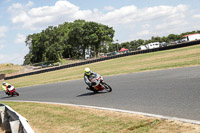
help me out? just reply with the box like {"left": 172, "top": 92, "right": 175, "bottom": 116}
{"left": 0, "top": 103, "right": 34, "bottom": 133}
{"left": 5, "top": 39, "right": 200, "bottom": 80}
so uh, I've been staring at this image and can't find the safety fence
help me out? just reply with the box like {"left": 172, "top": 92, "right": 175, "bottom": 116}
{"left": 0, "top": 103, "right": 34, "bottom": 133}
{"left": 5, "top": 39, "right": 200, "bottom": 80}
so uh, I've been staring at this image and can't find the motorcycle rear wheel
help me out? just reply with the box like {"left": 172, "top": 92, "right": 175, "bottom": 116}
{"left": 103, "top": 83, "right": 112, "bottom": 92}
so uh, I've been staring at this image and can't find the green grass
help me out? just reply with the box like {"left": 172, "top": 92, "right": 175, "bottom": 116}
{"left": 3, "top": 44, "right": 200, "bottom": 88}
{"left": 1, "top": 45, "right": 200, "bottom": 132}
{"left": 0, "top": 101, "right": 198, "bottom": 133}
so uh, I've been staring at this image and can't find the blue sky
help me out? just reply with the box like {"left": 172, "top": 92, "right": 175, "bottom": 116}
{"left": 0, "top": 0, "right": 200, "bottom": 65}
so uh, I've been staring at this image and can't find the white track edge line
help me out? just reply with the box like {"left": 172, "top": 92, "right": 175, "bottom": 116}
{"left": 4, "top": 100, "right": 200, "bottom": 125}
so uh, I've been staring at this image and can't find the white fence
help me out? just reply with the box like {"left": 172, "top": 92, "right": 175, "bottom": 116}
{"left": 0, "top": 103, "right": 34, "bottom": 133}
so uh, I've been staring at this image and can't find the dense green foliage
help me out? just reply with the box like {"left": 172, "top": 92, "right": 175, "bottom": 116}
{"left": 109, "top": 30, "right": 200, "bottom": 52}
{"left": 24, "top": 20, "right": 115, "bottom": 65}
{"left": 24, "top": 18, "right": 200, "bottom": 65}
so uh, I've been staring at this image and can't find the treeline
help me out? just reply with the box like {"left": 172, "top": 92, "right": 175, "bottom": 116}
{"left": 24, "top": 19, "right": 200, "bottom": 65}
{"left": 109, "top": 30, "right": 200, "bottom": 52}
{"left": 24, "top": 20, "right": 115, "bottom": 65}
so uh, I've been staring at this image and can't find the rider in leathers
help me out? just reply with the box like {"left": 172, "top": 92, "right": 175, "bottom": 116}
{"left": 2, "top": 82, "right": 11, "bottom": 95}
{"left": 84, "top": 67, "right": 103, "bottom": 91}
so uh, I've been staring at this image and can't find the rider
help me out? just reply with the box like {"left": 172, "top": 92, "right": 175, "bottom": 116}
{"left": 84, "top": 67, "right": 102, "bottom": 91}
{"left": 2, "top": 81, "right": 11, "bottom": 95}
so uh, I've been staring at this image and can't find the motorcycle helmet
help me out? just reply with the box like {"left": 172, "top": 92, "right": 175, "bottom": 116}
{"left": 2, "top": 82, "right": 6, "bottom": 86}
{"left": 84, "top": 67, "right": 91, "bottom": 75}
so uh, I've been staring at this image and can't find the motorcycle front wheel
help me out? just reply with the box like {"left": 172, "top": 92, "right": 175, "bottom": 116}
{"left": 103, "top": 83, "right": 112, "bottom": 92}
{"left": 13, "top": 91, "right": 19, "bottom": 96}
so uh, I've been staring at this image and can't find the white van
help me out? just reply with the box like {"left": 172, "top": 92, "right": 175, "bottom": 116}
{"left": 146, "top": 42, "right": 160, "bottom": 49}
{"left": 182, "top": 33, "right": 200, "bottom": 42}
{"left": 137, "top": 45, "right": 147, "bottom": 50}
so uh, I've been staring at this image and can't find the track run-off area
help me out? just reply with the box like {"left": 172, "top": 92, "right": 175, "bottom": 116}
{"left": 1, "top": 66, "right": 200, "bottom": 123}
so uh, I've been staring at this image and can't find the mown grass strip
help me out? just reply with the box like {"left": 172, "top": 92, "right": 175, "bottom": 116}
{"left": 0, "top": 101, "right": 199, "bottom": 133}
{"left": 0, "top": 63, "right": 23, "bottom": 75}
{"left": 1, "top": 45, "right": 200, "bottom": 132}
{"left": 4, "top": 44, "right": 200, "bottom": 88}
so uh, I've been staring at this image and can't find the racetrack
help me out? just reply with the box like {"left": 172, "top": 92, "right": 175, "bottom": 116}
{"left": 1, "top": 66, "right": 200, "bottom": 121}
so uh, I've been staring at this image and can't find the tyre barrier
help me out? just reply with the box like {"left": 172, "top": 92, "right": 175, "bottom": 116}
{"left": 0, "top": 103, "right": 34, "bottom": 133}
{"left": 5, "top": 40, "right": 200, "bottom": 80}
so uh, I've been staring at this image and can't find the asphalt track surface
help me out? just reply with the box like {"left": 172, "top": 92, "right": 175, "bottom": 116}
{"left": 1, "top": 66, "right": 200, "bottom": 121}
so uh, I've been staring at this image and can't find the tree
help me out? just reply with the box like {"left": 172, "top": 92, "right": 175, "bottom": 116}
{"left": 91, "top": 23, "right": 114, "bottom": 57}
{"left": 67, "top": 20, "right": 86, "bottom": 59}
{"left": 151, "top": 36, "right": 161, "bottom": 42}
{"left": 24, "top": 19, "right": 115, "bottom": 64}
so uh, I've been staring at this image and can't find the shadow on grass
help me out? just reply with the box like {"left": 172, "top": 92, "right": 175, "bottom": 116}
{"left": 77, "top": 91, "right": 107, "bottom": 97}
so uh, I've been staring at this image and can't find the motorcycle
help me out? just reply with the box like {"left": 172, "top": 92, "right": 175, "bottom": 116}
{"left": 6, "top": 85, "right": 19, "bottom": 97}
{"left": 89, "top": 73, "right": 112, "bottom": 93}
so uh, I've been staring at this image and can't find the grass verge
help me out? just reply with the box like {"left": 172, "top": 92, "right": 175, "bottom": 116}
{"left": 0, "top": 63, "right": 23, "bottom": 75}
{"left": 0, "top": 101, "right": 200, "bottom": 133}
{"left": 3, "top": 44, "right": 200, "bottom": 88}
{"left": 1, "top": 45, "right": 200, "bottom": 132}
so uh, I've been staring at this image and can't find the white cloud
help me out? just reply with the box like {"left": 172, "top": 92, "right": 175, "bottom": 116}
{"left": 9, "top": 1, "right": 188, "bottom": 30}
{"left": 0, "top": 26, "right": 8, "bottom": 38}
{"left": 6, "top": 0, "right": 11, "bottom": 3}
{"left": 9, "top": 0, "right": 92, "bottom": 30}
{"left": 192, "top": 14, "right": 200, "bottom": 19}
{"left": 8, "top": 3, "right": 23, "bottom": 12}
{"left": 0, "top": 53, "right": 25, "bottom": 65}
{"left": 99, "top": 5, "right": 138, "bottom": 25}
{"left": 0, "top": 26, "right": 7, "bottom": 51}
{"left": 8, "top": 0, "right": 197, "bottom": 41}
{"left": 12, "top": 12, "right": 29, "bottom": 24}
{"left": 15, "top": 34, "right": 26, "bottom": 44}
{"left": 155, "top": 20, "right": 187, "bottom": 30}
{"left": 138, "top": 30, "right": 150, "bottom": 36}
{"left": 142, "top": 24, "right": 150, "bottom": 29}
{"left": 0, "top": 44, "right": 5, "bottom": 50}
{"left": 8, "top": 1, "right": 33, "bottom": 13}
{"left": 98, "top": 4, "right": 188, "bottom": 26}
{"left": 21, "top": 2, "right": 188, "bottom": 27}
{"left": 103, "top": 6, "right": 115, "bottom": 11}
